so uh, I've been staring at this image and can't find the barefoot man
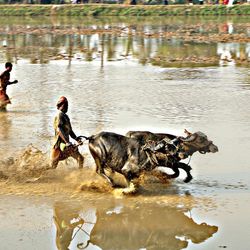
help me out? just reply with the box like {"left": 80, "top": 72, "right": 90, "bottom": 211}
{"left": 51, "top": 96, "right": 84, "bottom": 169}
{"left": 0, "top": 62, "right": 18, "bottom": 108}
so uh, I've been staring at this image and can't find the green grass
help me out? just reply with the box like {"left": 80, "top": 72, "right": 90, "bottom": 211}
{"left": 0, "top": 4, "right": 249, "bottom": 16}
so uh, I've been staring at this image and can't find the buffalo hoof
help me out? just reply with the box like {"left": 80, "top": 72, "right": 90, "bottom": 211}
{"left": 122, "top": 182, "right": 137, "bottom": 195}
{"left": 184, "top": 175, "right": 193, "bottom": 183}
{"left": 111, "top": 183, "right": 123, "bottom": 188}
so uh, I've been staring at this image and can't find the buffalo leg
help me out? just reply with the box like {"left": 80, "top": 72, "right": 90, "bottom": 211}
{"left": 71, "top": 149, "right": 84, "bottom": 169}
{"left": 176, "top": 162, "right": 193, "bottom": 183}
{"left": 169, "top": 166, "right": 180, "bottom": 179}
{"left": 151, "top": 167, "right": 180, "bottom": 183}
{"left": 121, "top": 171, "right": 139, "bottom": 193}
{"left": 94, "top": 158, "right": 115, "bottom": 186}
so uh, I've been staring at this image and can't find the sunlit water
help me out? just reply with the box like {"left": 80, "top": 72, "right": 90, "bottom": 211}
{"left": 0, "top": 16, "right": 250, "bottom": 250}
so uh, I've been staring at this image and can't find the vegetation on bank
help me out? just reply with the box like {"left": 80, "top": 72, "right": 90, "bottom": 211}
{"left": 0, "top": 4, "right": 249, "bottom": 16}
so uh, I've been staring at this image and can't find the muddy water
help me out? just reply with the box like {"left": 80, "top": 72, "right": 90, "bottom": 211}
{"left": 0, "top": 16, "right": 250, "bottom": 250}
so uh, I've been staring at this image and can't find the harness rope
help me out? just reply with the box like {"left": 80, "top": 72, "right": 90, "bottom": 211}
{"left": 187, "top": 155, "right": 192, "bottom": 166}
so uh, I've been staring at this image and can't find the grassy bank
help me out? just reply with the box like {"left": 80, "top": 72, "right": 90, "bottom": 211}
{"left": 0, "top": 4, "right": 250, "bottom": 16}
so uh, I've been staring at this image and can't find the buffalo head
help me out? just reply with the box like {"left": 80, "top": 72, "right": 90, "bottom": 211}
{"left": 178, "top": 131, "right": 218, "bottom": 159}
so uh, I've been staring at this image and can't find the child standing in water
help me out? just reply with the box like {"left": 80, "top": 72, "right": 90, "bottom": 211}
{"left": 0, "top": 62, "right": 18, "bottom": 108}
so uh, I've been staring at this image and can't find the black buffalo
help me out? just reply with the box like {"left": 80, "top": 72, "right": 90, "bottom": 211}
{"left": 126, "top": 130, "right": 218, "bottom": 158}
{"left": 87, "top": 131, "right": 193, "bottom": 188}
{"left": 126, "top": 130, "right": 218, "bottom": 182}
{"left": 126, "top": 130, "right": 176, "bottom": 144}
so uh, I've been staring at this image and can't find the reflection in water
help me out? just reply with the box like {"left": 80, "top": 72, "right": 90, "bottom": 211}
{"left": 53, "top": 202, "right": 218, "bottom": 250}
{"left": 0, "top": 17, "right": 249, "bottom": 67}
{"left": 54, "top": 202, "right": 87, "bottom": 250}
{"left": 0, "top": 112, "right": 11, "bottom": 141}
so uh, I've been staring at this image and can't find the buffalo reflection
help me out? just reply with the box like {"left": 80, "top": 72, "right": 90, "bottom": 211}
{"left": 53, "top": 202, "right": 218, "bottom": 250}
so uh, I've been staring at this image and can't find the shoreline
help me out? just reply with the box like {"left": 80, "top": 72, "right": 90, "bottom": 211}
{"left": 0, "top": 4, "right": 249, "bottom": 16}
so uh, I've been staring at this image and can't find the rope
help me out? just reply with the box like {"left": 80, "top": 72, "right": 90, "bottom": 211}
{"left": 79, "top": 135, "right": 90, "bottom": 140}
{"left": 71, "top": 224, "right": 84, "bottom": 241}
{"left": 187, "top": 155, "right": 192, "bottom": 166}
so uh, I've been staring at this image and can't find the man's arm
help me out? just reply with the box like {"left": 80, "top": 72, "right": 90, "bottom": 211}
{"left": 7, "top": 80, "right": 18, "bottom": 85}
{"left": 0, "top": 71, "right": 18, "bottom": 86}
{"left": 57, "top": 112, "right": 70, "bottom": 144}
{"left": 68, "top": 119, "right": 82, "bottom": 143}
{"left": 69, "top": 129, "right": 77, "bottom": 141}
{"left": 57, "top": 125, "right": 69, "bottom": 144}
{"left": 69, "top": 120, "right": 82, "bottom": 144}
{"left": 69, "top": 128, "right": 82, "bottom": 144}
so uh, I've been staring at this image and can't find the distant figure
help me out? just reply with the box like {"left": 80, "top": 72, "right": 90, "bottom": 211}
{"left": 227, "top": 22, "right": 234, "bottom": 34}
{"left": 51, "top": 96, "right": 84, "bottom": 169}
{"left": 0, "top": 62, "right": 18, "bottom": 109}
{"left": 164, "top": 0, "right": 169, "bottom": 5}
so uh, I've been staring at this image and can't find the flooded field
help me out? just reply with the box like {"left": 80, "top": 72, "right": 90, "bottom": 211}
{"left": 0, "top": 16, "right": 250, "bottom": 250}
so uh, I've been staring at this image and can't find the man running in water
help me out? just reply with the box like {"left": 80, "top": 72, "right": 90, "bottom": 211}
{"left": 51, "top": 96, "right": 84, "bottom": 169}
{"left": 0, "top": 62, "right": 18, "bottom": 107}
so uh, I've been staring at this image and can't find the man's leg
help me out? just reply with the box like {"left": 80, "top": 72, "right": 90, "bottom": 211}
{"left": 51, "top": 146, "right": 84, "bottom": 169}
{"left": 71, "top": 147, "right": 84, "bottom": 169}
{"left": 51, "top": 147, "right": 61, "bottom": 169}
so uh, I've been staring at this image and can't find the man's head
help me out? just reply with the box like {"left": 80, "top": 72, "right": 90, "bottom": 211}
{"left": 56, "top": 96, "right": 68, "bottom": 113}
{"left": 5, "top": 62, "right": 13, "bottom": 72}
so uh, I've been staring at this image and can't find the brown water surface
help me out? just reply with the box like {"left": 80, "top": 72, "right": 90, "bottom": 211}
{"left": 0, "top": 16, "right": 250, "bottom": 250}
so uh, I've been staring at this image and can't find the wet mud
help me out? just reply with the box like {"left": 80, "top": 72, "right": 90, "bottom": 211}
{"left": 0, "top": 145, "right": 246, "bottom": 204}
{"left": 0, "top": 144, "right": 248, "bottom": 249}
